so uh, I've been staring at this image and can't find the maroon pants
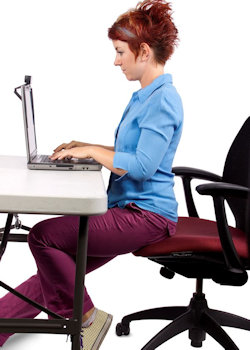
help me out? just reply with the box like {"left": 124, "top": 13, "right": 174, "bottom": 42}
{"left": 0, "top": 203, "right": 175, "bottom": 345}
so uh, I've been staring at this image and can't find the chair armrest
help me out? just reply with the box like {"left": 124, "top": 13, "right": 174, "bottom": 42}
{"left": 196, "top": 182, "right": 250, "bottom": 198}
{"left": 173, "top": 166, "right": 222, "bottom": 182}
{"left": 196, "top": 182, "right": 249, "bottom": 285}
{"left": 172, "top": 167, "right": 222, "bottom": 218}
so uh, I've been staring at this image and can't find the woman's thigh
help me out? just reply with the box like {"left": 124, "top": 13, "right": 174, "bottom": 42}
{"left": 29, "top": 205, "right": 169, "bottom": 258}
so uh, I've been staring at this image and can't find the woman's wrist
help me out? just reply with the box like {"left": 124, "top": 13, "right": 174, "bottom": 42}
{"left": 87, "top": 146, "right": 102, "bottom": 159}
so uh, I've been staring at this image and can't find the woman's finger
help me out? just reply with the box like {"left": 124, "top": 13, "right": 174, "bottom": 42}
{"left": 53, "top": 143, "right": 67, "bottom": 152}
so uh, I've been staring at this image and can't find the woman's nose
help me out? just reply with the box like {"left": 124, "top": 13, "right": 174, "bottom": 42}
{"left": 114, "top": 55, "right": 121, "bottom": 66}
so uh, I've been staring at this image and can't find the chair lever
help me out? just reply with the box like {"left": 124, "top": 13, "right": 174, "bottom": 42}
{"left": 160, "top": 267, "right": 175, "bottom": 279}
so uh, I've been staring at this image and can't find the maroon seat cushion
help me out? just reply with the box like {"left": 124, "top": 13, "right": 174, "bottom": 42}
{"left": 133, "top": 217, "right": 248, "bottom": 259}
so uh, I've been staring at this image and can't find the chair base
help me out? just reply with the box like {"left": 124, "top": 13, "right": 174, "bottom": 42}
{"left": 116, "top": 285, "right": 250, "bottom": 349}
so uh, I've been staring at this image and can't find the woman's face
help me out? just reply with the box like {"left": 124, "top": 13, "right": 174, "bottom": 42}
{"left": 113, "top": 40, "right": 144, "bottom": 81}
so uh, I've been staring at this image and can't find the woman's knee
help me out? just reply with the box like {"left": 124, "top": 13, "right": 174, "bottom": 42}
{"left": 28, "top": 216, "right": 78, "bottom": 252}
{"left": 28, "top": 219, "right": 53, "bottom": 249}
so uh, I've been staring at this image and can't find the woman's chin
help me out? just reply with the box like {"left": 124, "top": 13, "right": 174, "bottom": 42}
{"left": 125, "top": 74, "right": 136, "bottom": 82}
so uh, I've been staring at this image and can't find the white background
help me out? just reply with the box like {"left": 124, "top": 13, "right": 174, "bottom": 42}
{"left": 0, "top": 0, "right": 249, "bottom": 349}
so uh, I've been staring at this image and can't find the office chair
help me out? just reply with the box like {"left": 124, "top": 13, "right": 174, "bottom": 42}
{"left": 116, "top": 117, "right": 250, "bottom": 349}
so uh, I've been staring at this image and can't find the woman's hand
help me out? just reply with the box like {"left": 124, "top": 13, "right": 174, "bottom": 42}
{"left": 50, "top": 146, "right": 92, "bottom": 160}
{"left": 51, "top": 140, "right": 90, "bottom": 160}
{"left": 52, "top": 140, "right": 88, "bottom": 153}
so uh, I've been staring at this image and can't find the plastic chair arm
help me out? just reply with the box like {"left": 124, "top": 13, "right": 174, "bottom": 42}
{"left": 172, "top": 166, "right": 222, "bottom": 182}
{"left": 196, "top": 182, "right": 250, "bottom": 198}
{"left": 196, "top": 182, "right": 249, "bottom": 285}
{"left": 172, "top": 167, "right": 222, "bottom": 218}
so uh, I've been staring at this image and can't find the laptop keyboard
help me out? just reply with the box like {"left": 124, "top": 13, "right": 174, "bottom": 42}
{"left": 35, "top": 155, "right": 97, "bottom": 165}
{"left": 39, "top": 155, "right": 69, "bottom": 163}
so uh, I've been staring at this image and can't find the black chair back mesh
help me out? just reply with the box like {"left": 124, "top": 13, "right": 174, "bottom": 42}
{"left": 222, "top": 117, "right": 250, "bottom": 232}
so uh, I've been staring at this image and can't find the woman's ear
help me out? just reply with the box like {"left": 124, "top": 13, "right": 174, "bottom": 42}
{"left": 139, "top": 42, "right": 151, "bottom": 62}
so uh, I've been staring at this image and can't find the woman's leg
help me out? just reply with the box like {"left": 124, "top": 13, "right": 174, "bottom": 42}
{"left": 0, "top": 274, "right": 43, "bottom": 346}
{"left": 27, "top": 216, "right": 111, "bottom": 318}
{"left": 28, "top": 205, "right": 170, "bottom": 318}
{"left": 0, "top": 205, "right": 170, "bottom": 345}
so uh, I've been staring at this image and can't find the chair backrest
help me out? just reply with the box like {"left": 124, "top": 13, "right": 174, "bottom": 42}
{"left": 222, "top": 117, "right": 250, "bottom": 232}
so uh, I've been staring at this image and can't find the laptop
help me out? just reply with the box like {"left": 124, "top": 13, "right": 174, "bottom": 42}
{"left": 15, "top": 76, "right": 102, "bottom": 170}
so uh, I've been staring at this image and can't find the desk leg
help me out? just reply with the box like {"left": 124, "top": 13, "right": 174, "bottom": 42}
{"left": 0, "top": 214, "right": 13, "bottom": 260}
{"left": 71, "top": 216, "right": 89, "bottom": 350}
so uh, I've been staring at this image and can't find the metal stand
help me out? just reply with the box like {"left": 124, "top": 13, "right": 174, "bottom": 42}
{"left": 0, "top": 214, "right": 30, "bottom": 260}
{"left": 116, "top": 278, "right": 250, "bottom": 350}
{"left": 0, "top": 214, "right": 89, "bottom": 350}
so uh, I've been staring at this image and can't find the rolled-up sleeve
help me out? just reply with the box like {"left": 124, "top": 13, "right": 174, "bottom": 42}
{"left": 113, "top": 126, "right": 174, "bottom": 181}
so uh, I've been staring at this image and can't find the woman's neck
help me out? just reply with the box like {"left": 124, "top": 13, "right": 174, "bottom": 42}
{"left": 140, "top": 64, "right": 165, "bottom": 88}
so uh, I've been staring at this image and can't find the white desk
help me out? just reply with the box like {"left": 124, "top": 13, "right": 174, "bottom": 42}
{"left": 0, "top": 155, "right": 107, "bottom": 350}
{"left": 0, "top": 155, "right": 107, "bottom": 215}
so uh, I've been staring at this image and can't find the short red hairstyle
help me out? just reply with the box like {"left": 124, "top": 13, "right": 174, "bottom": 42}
{"left": 108, "top": 0, "right": 178, "bottom": 65}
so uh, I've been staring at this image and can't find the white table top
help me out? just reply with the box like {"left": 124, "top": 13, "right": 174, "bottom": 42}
{"left": 0, "top": 156, "right": 107, "bottom": 216}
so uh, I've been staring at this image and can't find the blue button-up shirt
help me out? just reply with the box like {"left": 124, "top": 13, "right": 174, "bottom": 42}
{"left": 108, "top": 74, "right": 183, "bottom": 222}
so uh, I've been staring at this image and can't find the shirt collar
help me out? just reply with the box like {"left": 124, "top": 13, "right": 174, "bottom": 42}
{"left": 132, "top": 73, "right": 173, "bottom": 104}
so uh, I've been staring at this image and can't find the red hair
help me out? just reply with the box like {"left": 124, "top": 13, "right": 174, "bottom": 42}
{"left": 108, "top": 0, "right": 179, "bottom": 64}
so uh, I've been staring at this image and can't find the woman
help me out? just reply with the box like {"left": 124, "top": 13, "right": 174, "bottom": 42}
{"left": 0, "top": 0, "right": 183, "bottom": 349}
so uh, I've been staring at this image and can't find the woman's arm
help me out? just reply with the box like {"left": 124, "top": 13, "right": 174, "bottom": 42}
{"left": 88, "top": 146, "right": 126, "bottom": 176}
{"left": 50, "top": 145, "right": 126, "bottom": 177}
{"left": 53, "top": 140, "right": 114, "bottom": 153}
{"left": 113, "top": 128, "right": 174, "bottom": 181}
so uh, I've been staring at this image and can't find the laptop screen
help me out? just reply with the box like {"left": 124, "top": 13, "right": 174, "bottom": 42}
{"left": 21, "top": 85, "right": 37, "bottom": 160}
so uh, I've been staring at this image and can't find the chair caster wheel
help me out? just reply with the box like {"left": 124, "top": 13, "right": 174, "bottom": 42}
{"left": 189, "top": 327, "right": 205, "bottom": 347}
{"left": 116, "top": 322, "right": 130, "bottom": 336}
{"left": 191, "top": 341, "right": 202, "bottom": 347}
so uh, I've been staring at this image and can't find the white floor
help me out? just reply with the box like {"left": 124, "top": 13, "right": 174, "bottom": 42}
{"left": 0, "top": 215, "right": 249, "bottom": 350}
